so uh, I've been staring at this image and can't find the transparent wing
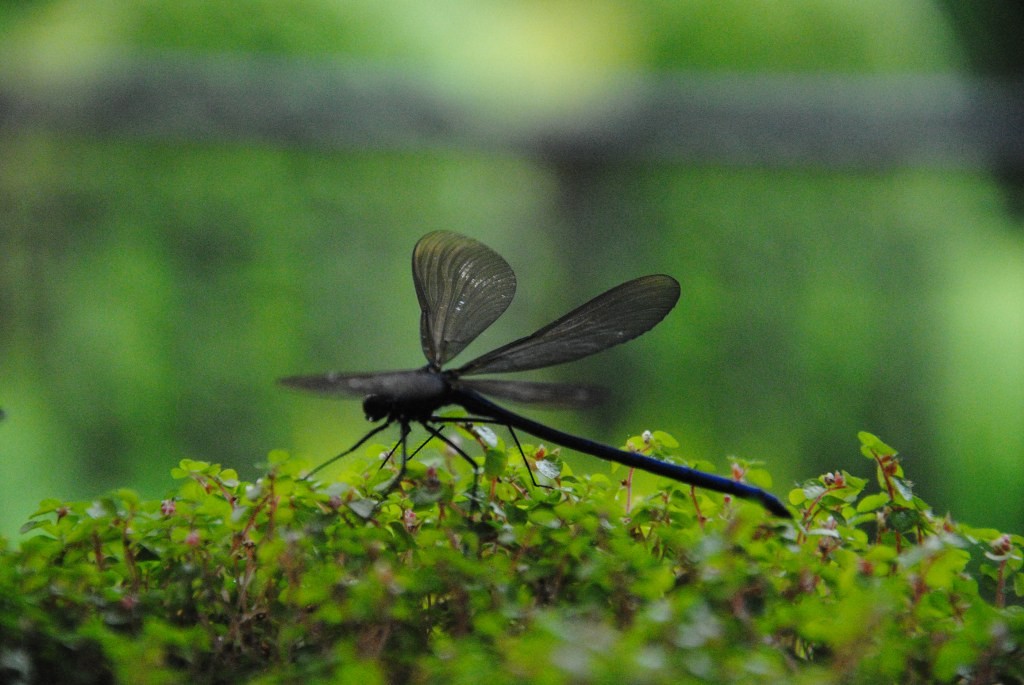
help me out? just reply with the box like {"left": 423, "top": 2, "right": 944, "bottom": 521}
{"left": 279, "top": 370, "right": 429, "bottom": 399}
{"left": 413, "top": 231, "right": 517, "bottom": 368}
{"left": 455, "top": 378, "right": 608, "bottom": 408}
{"left": 456, "top": 275, "right": 680, "bottom": 375}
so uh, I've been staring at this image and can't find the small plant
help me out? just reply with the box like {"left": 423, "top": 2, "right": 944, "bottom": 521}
{"left": 1, "top": 431, "right": 1022, "bottom": 684}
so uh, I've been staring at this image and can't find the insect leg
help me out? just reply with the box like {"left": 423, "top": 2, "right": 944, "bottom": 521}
{"left": 420, "top": 421, "right": 483, "bottom": 508}
{"left": 304, "top": 420, "right": 393, "bottom": 480}
{"left": 376, "top": 441, "right": 402, "bottom": 471}
{"left": 431, "top": 415, "right": 543, "bottom": 488}
{"left": 504, "top": 425, "right": 542, "bottom": 488}
{"left": 376, "top": 421, "right": 412, "bottom": 495}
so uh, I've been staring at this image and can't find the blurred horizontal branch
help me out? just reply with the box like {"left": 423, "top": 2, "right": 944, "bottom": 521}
{"left": 2, "top": 55, "right": 1023, "bottom": 170}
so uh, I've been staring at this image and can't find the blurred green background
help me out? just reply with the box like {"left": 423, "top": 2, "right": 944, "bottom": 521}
{"left": 2, "top": 1, "right": 1023, "bottom": 538}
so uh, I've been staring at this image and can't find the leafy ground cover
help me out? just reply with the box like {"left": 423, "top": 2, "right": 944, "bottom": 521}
{"left": 2, "top": 430, "right": 1022, "bottom": 684}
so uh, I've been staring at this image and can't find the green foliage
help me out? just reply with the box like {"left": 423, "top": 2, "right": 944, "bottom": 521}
{"left": 2, "top": 432, "right": 1023, "bottom": 684}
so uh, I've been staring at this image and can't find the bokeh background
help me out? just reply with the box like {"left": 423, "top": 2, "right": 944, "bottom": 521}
{"left": 2, "top": 2, "right": 1023, "bottom": 539}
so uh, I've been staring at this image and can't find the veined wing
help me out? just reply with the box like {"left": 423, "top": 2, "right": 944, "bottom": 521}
{"left": 413, "top": 231, "right": 516, "bottom": 368}
{"left": 456, "top": 275, "right": 680, "bottom": 375}
{"left": 455, "top": 378, "right": 608, "bottom": 408}
{"left": 279, "top": 370, "right": 443, "bottom": 400}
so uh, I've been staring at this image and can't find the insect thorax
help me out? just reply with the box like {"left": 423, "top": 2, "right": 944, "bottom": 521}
{"left": 360, "top": 370, "right": 450, "bottom": 422}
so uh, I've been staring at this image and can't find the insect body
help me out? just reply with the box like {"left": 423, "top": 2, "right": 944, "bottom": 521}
{"left": 281, "top": 231, "right": 790, "bottom": 518}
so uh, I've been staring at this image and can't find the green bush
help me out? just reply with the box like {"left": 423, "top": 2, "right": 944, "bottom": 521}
{"left": 2, "top": 431, "right": 1022, "bottom": 684}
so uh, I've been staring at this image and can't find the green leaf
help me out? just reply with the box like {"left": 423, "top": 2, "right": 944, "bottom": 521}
{"left": 651, "top": 430, "right": 679, "bottom": 449}
{"left": 29, "top": 498, "right": 66, "bottom": 517}
{"left": 348, "top": 498, "right": 378, "bottom": 519}
{"left": 266, "top": 449, "right": 291, "bottom": 465}
{"left": 86, "top": 498, "right": 117, "bottom": 519}
{"left": 483, "top": 448, "right": 507, "bottom": 478}
{"left": 924, "top": 548, "right": 970, "bottom": 589}
{"left": 933, "top": 638, "right": 980, "bottom": 682}
{"left": 18, "top": 519, "right": 50, "bottom": 535}
{"left": 410, "top": 480, "right": 447, "bottom": 506}
{"left": 890, "top": 477, "right": 914, "bottom": 503}
{"left": 527, "top": 506, "right": 561, "bottom": 529}
{"left": 743, "top": 467, "right": 773, "bottom": 490}
{"left": 856, "top": 492, "right": 891, "bottom": 513}
{"left": 858, "top": 431, "right": 897, "bottom": 459}
{"left": 535, "top": 457, "right": 562, "bottom": 481}
{"left": 885, "top": 507, "right": 923, "bottom": 533}
{"left": 799, "top": 483, "right": 826, "bottom": 501}
{"left": 1013, "top": 571, "right": 1024, "bottom": 597}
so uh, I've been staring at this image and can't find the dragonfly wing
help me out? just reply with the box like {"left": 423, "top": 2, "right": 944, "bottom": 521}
{"left": 456, "top": 378, "right": 608, "bottom": 408}
{"left": 413, "top": 231, "right": 517, "bottom": 368}
{"left": 457, "top": 274, "right": 680, "bottom": 375}
{"left": 279, "top": 371, "right": 414, "bottom": 398}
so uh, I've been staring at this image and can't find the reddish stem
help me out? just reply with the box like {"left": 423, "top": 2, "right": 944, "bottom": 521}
{"left": 995, "top": 559, "right": 1007, "bottom": 609}
{"left": 625, "top": 467, "right": 635, "bottom": 513}
{"left": 689, "top": 485, "right": 706, "bottom": 530}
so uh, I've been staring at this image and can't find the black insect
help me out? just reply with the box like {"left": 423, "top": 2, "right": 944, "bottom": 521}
{"left": 280, "top": 231, "right": 790, "bottom": 517}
